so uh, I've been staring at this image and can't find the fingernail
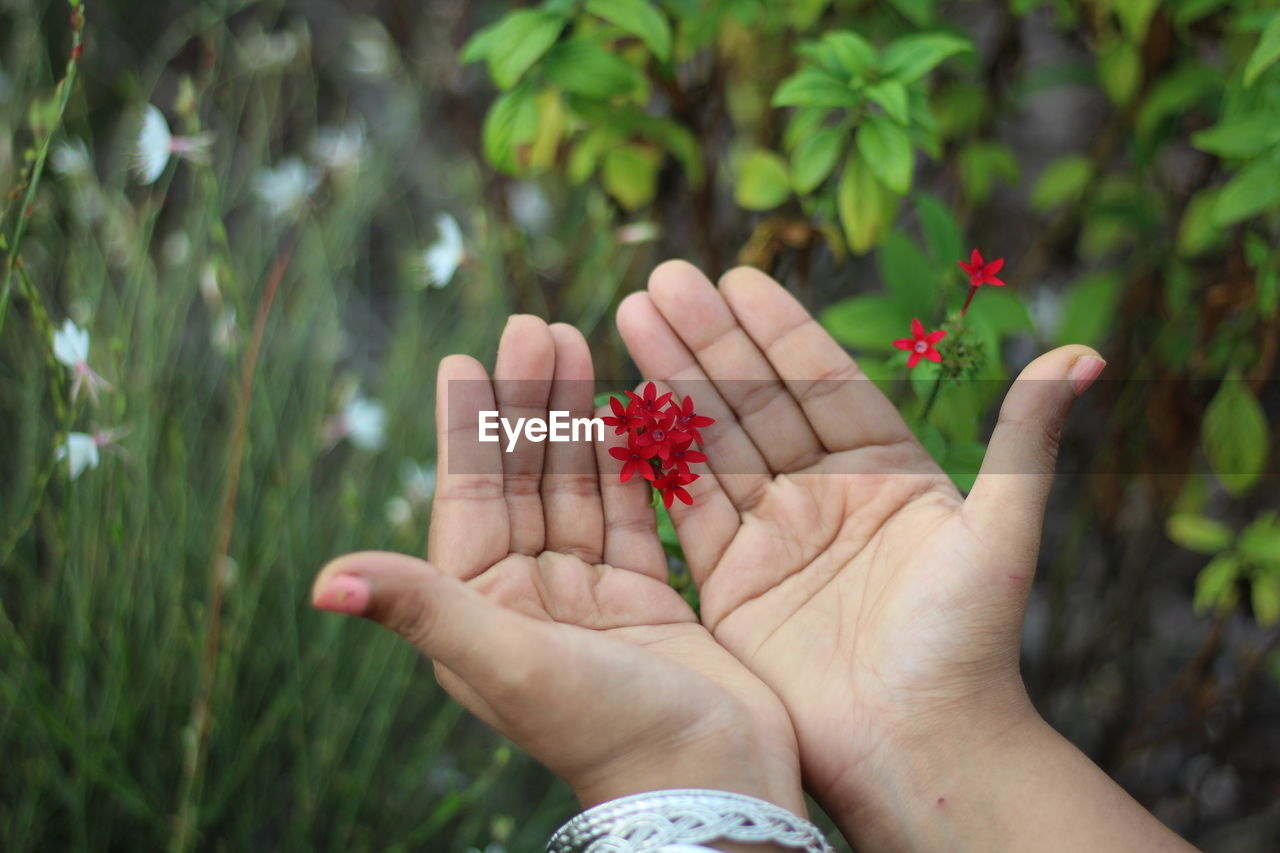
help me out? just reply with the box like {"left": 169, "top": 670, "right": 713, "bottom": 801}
{"left": 313, "top": 574, "right": 370, "bottom": 615}
{"left": 1068, "top": 356, "right": 1106, "bottom": 396}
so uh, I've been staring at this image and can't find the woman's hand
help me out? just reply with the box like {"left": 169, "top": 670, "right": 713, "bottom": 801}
{"left": 312, "top": 316, "right": 804, "bottom": 822}
{"left": 617, "top": 261, "right": 1192, "bottom": 851}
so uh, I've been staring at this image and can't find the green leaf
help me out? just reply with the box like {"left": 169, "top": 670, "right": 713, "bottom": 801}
{"left": 966, "top": 288, "right": 1034, "bottom": 338}
{"left": 1167, "top": 514, "right": 1234, "bottom": 554}
{"left": 1239, "top": 513, "right": 1280, "bottom": 569}
{"left": 856, "top": 115, "right": 914, "bottom": 195}
{"left": 482, "top": 84, "right": 539, "bottom": 173}
{"left": 1244, "top": 13, "right": 1280, "bottom": 87}
{"left": 773, "top": 68, "right": 860, "bottom": 108}
{"left": 881, "top": 32, "right": 971, "bottom": 83}
{"left": 915, "top": 192, "right": 962, "bottom": 266}
{"left": 943, "top": 441, "right": 986, "bottom": 492}
{"left": 1192, "top": 115, "right": 1280, "bottom": 158}
{"left": 543, "top": 39, "right": 642, "bottom": 99}
{"left": 567, "top": 126, "right": 615, "bottom": 183}
{"left": 958, "top": 141, "right": 1019, "bottom": 204}
{"left": 586, "top": 0, "right": 673, "bottom": 62}
{"left": 1202, "top": 374, "right": 1270, "bottom": 497}
{"left": 877, "top": 232, "right": 935, "bottom": 312}
{"left": 1211, "top": 159, "right": 1280, "bottom": 226}
{"left": 912, "top": 422, "right": 946, "bottom": 461}
{"left": 1135, "top": 63, "right": 1221, "bottom": 141}
{"left": 602, "top": 145, "right": 662, "bottom": 210}
{"left": 1055, "top": 271, "right": 1121, "bottom": 348}
{"left": 1115, "top": 0, "right": 1159, "bottom": 42}
{"left": 836, "top": 152, "right": 893, "bottom": 254}
{"left": 865, "top": 80, "right": 909, "bottom": 124}
{"left": 1176, "top": 188, "right": 1223, "bottom": 258}
{"left": 886, "top": 0, "right": 935, "bottom": 26}
{"left": 1031, "top": 154, "right": 1093, "bottom": 213}
{"left": 824, "top": 31, "right": 878, "bottom": 77}
{"left": 1253, "top": 574, "right": 1280, "bottom": 627}
{"left": 791, "top": 128, "right": 844, "bottom": 194}
{"left": 484, "top": 10, "right": 566, "bottom": 90}
{"left": 1194, "top": 553, "right": 1241, "bottom": 614}
{"left": 1097, "top": 38, "right": 1141, "bottom": 106}
{"left": 735, "top": 149, "right": 792, "bottom": 210}
{"left": 821, "top": 294, "right": 911, "bottom": 348}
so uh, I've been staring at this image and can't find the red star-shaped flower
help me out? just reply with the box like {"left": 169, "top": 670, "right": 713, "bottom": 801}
{"left": 608, "top": 437, "right": 658, "bottom": 483}
{"left": 893, "top": 318, "right": 947, "bottom": 369}
{"left": 958, "top": 248, "right": 1006, "bottom": 288}
{"left": 653, "top": 469, "right": 698, "bottom": 508}
{"left": 958, "top": 248, "right": 1006, "bottom": 315}
{"left": 666, "top": 395, "right": 715, "bottom": 445}
{"left": 636, "top": 409, "right": 690, "bottom": 463}
{"left": 666, "top": 439, "right": 708, "bottom": 477}
{"left": 624, "top": 381, "right": 673, "bottom": 426}
{"left": 601, "top": 395, "right": 645, "bottom": 436}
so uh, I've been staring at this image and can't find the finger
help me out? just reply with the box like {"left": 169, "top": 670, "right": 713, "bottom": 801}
{"left": 643, "top": 380, "right": 740, "bottom": 588}
{"left": 594, "top": 401, "right": 667, "bottom": 581}
{"left": 494, "top": 315, "right": 556, "bottom": 556}
{"left": 616, "top": 290, "right": 773, "bottom": 512}
{"left": 717, "top": 265, "right": 920, "bottom": 454}
{"left": 429, "top": 355, "right": 508, "bottom": 579}
{"left": 646, "top": 261, "right": 826, "bottom": 473}
{"left": 313, "top": 551, "right": 550, "bottom": 728}
{"left": 963, "top": 347, "right": 1105, "bottom": 562}
{"left": 542, "top": 323, "right": 604, "bottom": 563}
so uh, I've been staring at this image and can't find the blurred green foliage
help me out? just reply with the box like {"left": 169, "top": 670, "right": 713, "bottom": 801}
{"left": 2, "top": 0, "right": 1279, "bottom": 850}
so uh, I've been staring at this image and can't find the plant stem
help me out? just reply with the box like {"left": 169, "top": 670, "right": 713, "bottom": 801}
{"left": 919, "top": 373, "right": 944, "bottom": 423}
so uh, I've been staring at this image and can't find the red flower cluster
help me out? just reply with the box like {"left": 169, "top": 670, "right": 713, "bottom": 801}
{"left": 893, "top": 318, "right": 947, "bottom": 368}
{"left": 957, "top": 248, "right": 1005, "bottom": 315}
{"left": 605, "top": 382, "right": 714, "bottom": 508}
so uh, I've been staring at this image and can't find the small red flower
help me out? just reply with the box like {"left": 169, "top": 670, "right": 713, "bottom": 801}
{"left": 602, "top": 395, "right": 644, "bottom": 436}
{"left": 653, "top": 469, "right": 699, "bottom": 508}
{"left": 636, "top": 409, "right": 690, "bottom": 463}
{"left": 958, "top": 248, "right": 1006, "bottom": 315}
{"left": 893, "top": 318, "right": 947, "bottom": 368}
{"left": 625, "top": 381, "right": 673, "bottom": 423}
{"left": 608, "top": 437, "right": 659, "bottom": 483}
{"left": 667, "top": 439, "right": 708, "bottom": 477}
{"left": 667, "top": 395, "right": 715, "bottom": 445}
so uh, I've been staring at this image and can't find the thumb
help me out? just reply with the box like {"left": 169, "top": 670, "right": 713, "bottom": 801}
{"left": 963, "top": 346, "right": 1105, "bottom": 558}
{"left": 311, "top": 551, "right": 548, "bottom": 704}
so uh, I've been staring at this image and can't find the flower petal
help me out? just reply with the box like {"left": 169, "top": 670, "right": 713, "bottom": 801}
{"left": 911, "top": 317, "right": 924, "bottom": 339}
{"left": 983, "top": 257, "right": 1005, "bottom": 276}
{"left": 925, "top": 329, "right": 947, "bottom": 344}
{"left": 924, "top": 347, "right": 942, "bottom": 363}
{"left": 893, "top": 338, "right": 914, "bottom": 350}
{"left": 907, "top": 352, "right": 922, "bottom": 368}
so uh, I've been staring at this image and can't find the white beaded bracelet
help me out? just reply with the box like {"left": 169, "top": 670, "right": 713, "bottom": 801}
{"left": 545, "top": 789, "right": 835, "bottom": 853}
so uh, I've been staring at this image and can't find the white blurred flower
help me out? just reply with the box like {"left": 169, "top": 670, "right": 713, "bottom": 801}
{"left": 51, "top": 138, "right": 92, "bottom": 177}
{"left": 325, "top": 395, "right": 387, "bottom": 451}
{"left": 132, "top": 104, "right": 213, "bottom": 185}
{"left": 400, "top": 459, "right": 436, "bottom": 504}
{"left": 57, "top": 428, "right": 126, "bottom": 480}
{"left": 312, "top": 122, "right": 366, "bottom": 172}
{"left": 253, "top": 157, "right": 319, "bottom": 220}
{"left": 199, "top": 262, "right": 221, "bottom": 308}
{"left": 163, "top": 231, "right": 191, "bottom": 267}
{"left": 346, "top": 20, "right": 393, "bottom": 77}
{"left": 385, "top": 496, "right": 413, "bottom": 527}
{"left": 212, "top": 308, "right": 238, "bottom": 354}
{"left": 58, "top": 432, "right": 99, "bottom": 479}
{"left": 386, "top": 460, "right": 435, "bottom": 528}
{"left": 507, "top": 182, "right": 551, "bottom": 233}
{"left": 419, "top": 213, "right": 465, "bottom": 289}
{"left": 53, "top": 319, "right": 111, "bottom": 403}
{"left": 241, "top": 29, "right": 301, "bottom": 72}
{"left": 616, "top": 221, "right": 661, "bottom": 245}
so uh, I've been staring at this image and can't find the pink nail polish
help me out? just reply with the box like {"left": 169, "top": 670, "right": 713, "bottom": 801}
{"left": 1068, "top": 356, "right": 1106, "bottom": 396}
{"left": 313, "top": 575, "right": 371, "bottom": 615}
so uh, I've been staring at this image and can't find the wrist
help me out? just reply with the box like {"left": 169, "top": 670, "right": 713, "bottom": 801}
{"left": 823, "top": 687, "right": 1044, "bottom": 850}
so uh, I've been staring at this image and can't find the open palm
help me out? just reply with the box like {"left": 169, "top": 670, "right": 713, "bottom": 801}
{"left": 317, "top": 315, "right": 802, "bottom": 812}
{"left": 616, "top": 261, "right": 1100, "bottom": 817}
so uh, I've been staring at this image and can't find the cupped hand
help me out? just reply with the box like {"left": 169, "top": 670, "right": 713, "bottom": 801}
{"left": 616, "top": 261, "right": 1110, "bottom": 842}
{"left": 313, "top": 316, "right": 803, "bottom": 816}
